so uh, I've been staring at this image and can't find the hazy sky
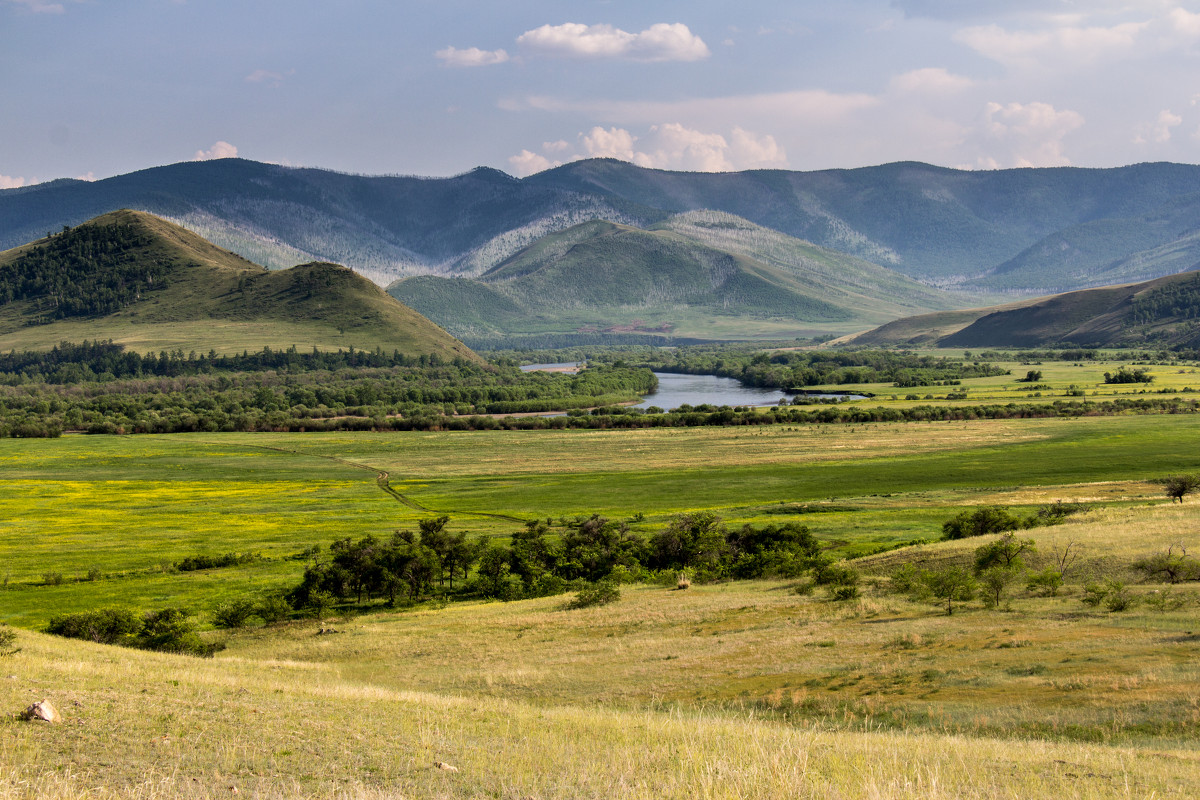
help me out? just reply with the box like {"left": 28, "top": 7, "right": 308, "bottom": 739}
{"left": 6, "top": 0, "right": 1200, "bottom": 186}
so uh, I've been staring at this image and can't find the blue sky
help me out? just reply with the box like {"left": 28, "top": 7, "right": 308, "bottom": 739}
{"left": 5, "top": 0, "right": 1200, "bottom": 186}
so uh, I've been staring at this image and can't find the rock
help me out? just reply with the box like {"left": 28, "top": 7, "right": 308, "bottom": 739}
{"left": 434, "top": 761, "right": 459, "bottom": 772}
{"left": 22, "top": 700, "right": 61, "bottom": 724}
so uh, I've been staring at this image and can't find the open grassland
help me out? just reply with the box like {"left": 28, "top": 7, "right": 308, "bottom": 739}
{"left": 1, "top": 414, "right": 1196, "bottom": 623}
{"left": 814, "top": 352, "right": 1200, "bottom": 406}
{"left": 5, "top": 538, "right": 1200, "bottom": 798}
{"left": 4, "top": 418, "right": 1200, "bottom": 796}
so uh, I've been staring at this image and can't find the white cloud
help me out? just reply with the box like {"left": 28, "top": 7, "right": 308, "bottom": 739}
{"left": 954, "top": 20, "right": 1147, "bottom": 69}
{"left": 75, "top": 171, "right": 95, "bottom": 181}
{"left": 5, "top": 0, "right": 66, "bottom": 13}
{"left": 889, "top": 67, "right": 973, "bottom": 94}
{"left": 435, "top": 46, "right": 510, "bottom": 68}
{"left": 193, "top": 141, "right": 238, "bottom": 161}
{"left": 0, "top": 175, "right": 30, "bottom": 189}
{"left": 1134, "top": 108, "right": 1182, "bottom": 144}
{"left": 580, "top": 126, "right": 650, "bottom": 165}
{"left": 1168, "top": 7, "right": 1200, "bottom": 38}
{"left": 507, "top": 124, "right": 787, "bottom": 177}
{"left": 977, "top": 101, "right": 1084, "bottom": 167}
{"left": 516, "top": 22, "right": 710, "bottom": 62}
{"left": 508, "top": 149, "right": 558, "bottom": 176}
{"left": 729, "top": 127, "right": 788, "bottom": 169}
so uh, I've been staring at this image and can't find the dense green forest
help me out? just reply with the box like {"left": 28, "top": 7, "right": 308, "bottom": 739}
{"left": 0, "top": 223, "right": 171, "bottom": 321}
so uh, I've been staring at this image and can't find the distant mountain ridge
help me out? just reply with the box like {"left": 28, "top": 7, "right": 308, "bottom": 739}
{"left": 0, "top": 210, "right": 479, "bottom": 358}
{"left": 7, "top": 158, "right": 1200, "bottom": 298}
{"left": 850, "top": 268, "right": 1200, "bottom": 349}
{"left": 389, "top": 211, "right": 967, "bottom": 340}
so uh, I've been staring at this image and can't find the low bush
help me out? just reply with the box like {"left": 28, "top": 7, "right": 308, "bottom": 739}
{"left": 568, "top": 581, "right": 621, "bottom": 609}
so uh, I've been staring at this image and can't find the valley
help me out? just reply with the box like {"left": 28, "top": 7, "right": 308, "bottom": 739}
{"left": 3, "top": 167, "right": 1200, "bottom": 800}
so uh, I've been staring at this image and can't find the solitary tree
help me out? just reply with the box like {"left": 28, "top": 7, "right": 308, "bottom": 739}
{"left": 1162, "top": 475, "right": 1200, "bottom": 503}
{"left": 922, "top": 567, "right": 977, "bottom": 615}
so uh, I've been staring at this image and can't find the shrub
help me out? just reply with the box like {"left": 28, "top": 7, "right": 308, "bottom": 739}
{"left": 1132, "top": 547, "right": 1200, "bottom": 582}
{"left": 675, "top": 572, "right": 692, "bottom": 590}
{"left": 890, "top": 563, "right": 921, "bottom": 593}
{"left": 1145, "top": 587, "right": 1192, "bottom": 612}
{"left": 828, "top": 584, "right": 860, "bottom": 602}
{"left": 140, "top": 608, "right": 223, "bottom": 656}
{"left": 1103, "top": 582, "right": 1136, "bottom": 612}
{"left": 255, "top": 593, "right": 293, "bottom": 625}
{"left": 42, "top": 572, "right": 63, "bottom": 586}
{"left": 942, "top": 506, "right": 1021, "bottom": 540}
{"left": 568, "top": 580, "right": 620, "bottom": 609}
{"left": 792, "top": 577, "right": 815, "bottom": 596}
{"left": 212, "top": 598, "right": 258, "bottom": 629}
{"left": 1081, "top": 581, "right": 1109, "bottom": 607}
{"left": 0, "top": 625, "right": 18, "bottom": 657}
{"left": 814, "top": 560, "right": 859, "bottom": 587}
{"left": 1027, "top": 568, "right": 1064, "bottom": 597}
{"left": 47, "top": 607, "right": 141, "bottom": 644}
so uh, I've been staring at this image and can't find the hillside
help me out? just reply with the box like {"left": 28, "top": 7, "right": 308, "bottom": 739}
{"left": 0, "top": 210, "right": 479, "bottom": 359}
{"left": 0, "top": 159, "right": 657, "bottom": 284}
{"left": 390, "top": 214, "right": 975, "bottom": 341}
{"left": 9, "top": 158, "right": 1200, "bottom": 296}
{"left": 852, "top": 268, "right": 1200, "bottom": 348}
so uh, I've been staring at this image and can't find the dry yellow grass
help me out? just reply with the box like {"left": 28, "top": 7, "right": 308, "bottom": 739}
{"left": 2, "top": 624, "right": 1199, "bottom": 799}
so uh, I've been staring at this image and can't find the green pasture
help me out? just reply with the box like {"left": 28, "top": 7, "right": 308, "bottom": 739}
{"left": 0, "top": 413, "right": 1196, "bottom": 625}
{"left": 816, "top": 353, "right": 1200, "bottom": 404}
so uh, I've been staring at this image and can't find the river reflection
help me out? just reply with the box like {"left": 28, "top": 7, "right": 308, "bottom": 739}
{"left": 635, "top": 372, "right": 788, "bottom": 410}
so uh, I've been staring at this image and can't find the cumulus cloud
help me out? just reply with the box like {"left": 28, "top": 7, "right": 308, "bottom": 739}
{"left": 507, "top": 124, "right": 787, "bottom": 177}
{"left": 508, "top": 149, "right": 558, "bottom": 175}
{"left": 435, "top": 46, "right": 510, "bottom": 68}
{"left": 193, "top": 141, "right": 238, "bottom": 161}
{"left": 1134, "top": 109, "right": 1182, "bottom": 144}
{"left": 0, "top": 175, "right": 31, "bottom": 189}
{"left": 516, "top": 22, "right": 710, "bottom": 62}
{"left": 976, "top": 101, "right": 1084, "bottom": 167}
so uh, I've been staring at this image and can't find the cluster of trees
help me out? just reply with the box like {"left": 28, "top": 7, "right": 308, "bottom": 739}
{"left": 0, "top": 341, "right": 471, "bottom": 383}
{"left": 0, "top": 223, "right": 170, "bottom": 320}
{"left": 1104, "top": 367, "right": 1154, "bottom": 384}
{"left": 287, "top": 513, "right": 827, "bottom": 611}
{"left": 941, "top": 502, "right": 1088, "bottom": 540}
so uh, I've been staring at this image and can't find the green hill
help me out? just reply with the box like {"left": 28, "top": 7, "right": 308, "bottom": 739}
{"left": 852, "top": 268, "right": 1200, "bottom": 348}
{"left": 390, "top": 215, "right": 976, "bottom": 342}
{"left": 0, "top": 210, "right": 479, "bottom": 359}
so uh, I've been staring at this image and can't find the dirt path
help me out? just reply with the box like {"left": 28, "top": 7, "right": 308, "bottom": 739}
{"left": 207, "top": 440, "right": 528, "bottom": 524}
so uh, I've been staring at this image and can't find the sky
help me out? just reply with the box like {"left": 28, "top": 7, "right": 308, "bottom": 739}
{"left": 5, "top": 0, "right": 1200, "bottom": 187}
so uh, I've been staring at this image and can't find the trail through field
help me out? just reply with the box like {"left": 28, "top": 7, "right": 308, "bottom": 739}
{"left": 207, "top": 440, "right": 529, "bottom": 524}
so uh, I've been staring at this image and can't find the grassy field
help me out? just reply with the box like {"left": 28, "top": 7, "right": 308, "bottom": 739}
{"left": 3, "top": 416, "right": 1200, "bottom": 797}
{"left": 0, "top": 414, "right": 1195, "bottom": 623}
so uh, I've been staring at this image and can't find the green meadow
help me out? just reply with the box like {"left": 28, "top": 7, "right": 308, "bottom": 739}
{"left": 4, "top": 410, "right": 1200, "bottom": 797}
{"left": 0, "top": 412, "right": 1196, "bottom": 624}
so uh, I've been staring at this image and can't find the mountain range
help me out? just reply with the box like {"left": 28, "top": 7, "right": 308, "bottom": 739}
{"left": 6, "top": 157, "right": 1200, "bottom": 341}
